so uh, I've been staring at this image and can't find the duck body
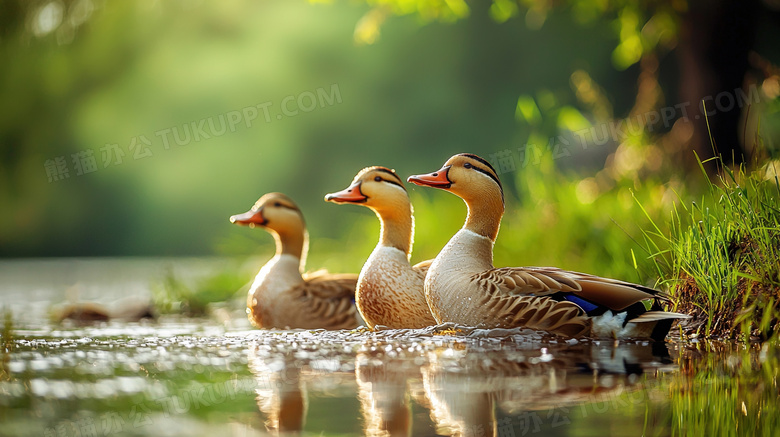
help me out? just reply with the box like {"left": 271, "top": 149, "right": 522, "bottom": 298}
{"left": 247, "top": 255, "right": 359, "bottom": 330}
{"left": 425, "top": 228, "right": 669, "bottom": 338}
{"left": 424, "top": 229, "right": 497, "bottom": 325}
{"left": 357, "top": 245, "right": 432, "bottom": 329}
{"left": 409, "top": 154, "right": 689, "bottom": 340}
{"left": 231, "top": 193, "right": 361, "bottom": 330}
{"left": 326, "top": 166, "right": 436, "bottom": 329}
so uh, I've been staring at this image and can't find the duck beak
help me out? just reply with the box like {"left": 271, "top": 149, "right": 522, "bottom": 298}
{"left": 407, "top": 166, "right": 452, "bottom": 189}
{"left": 324, "top": 182, "right": 368, "bottom": 203}
{"left": 230, "top": 207, "right": 267, "bottom": 227}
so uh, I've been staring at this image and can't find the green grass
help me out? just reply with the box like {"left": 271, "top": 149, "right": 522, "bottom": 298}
{"left": 639, "top": 156, "right": 780, "bottom": 340}
{"left": 496, "top": 150, "right": 676, "bottom": 285}
{"left": 1, "top": 309, "right": 13, "bottom": 382}
{"left": 152, "top": 268, "right": 249, "bottom": 316}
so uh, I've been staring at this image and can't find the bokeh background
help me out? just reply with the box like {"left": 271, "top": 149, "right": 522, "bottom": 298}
{"left": 3, "top": 0, "right": 780, "bottom": 280}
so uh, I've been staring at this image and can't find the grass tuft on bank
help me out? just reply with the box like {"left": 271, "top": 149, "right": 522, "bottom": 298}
{"left": 640, "top": 157, "right": 780, "bottom": 340}
{"left": 152, "top": 268, "right": 248, "bottom": 316}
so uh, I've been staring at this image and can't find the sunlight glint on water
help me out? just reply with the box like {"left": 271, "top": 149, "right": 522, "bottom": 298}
{"left": 1, "top": 259, "right": 778, "bottom": 436}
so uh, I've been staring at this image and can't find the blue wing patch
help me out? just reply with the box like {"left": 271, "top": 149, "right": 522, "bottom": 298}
{"left": 562, "top": 294, "right": 600, "bottom": 314}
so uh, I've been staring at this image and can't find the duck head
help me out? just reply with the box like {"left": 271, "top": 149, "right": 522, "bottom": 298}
{"left": 408, "top": 153, "right": 504, "bottom": 241}
{"left": 325, "top": 166, "right": 409, "bottom": 213}
{"left": 407, "top": 154, "right": 504, "bottom": 203}
{"left": 325, "top": 166, "right": 414, "bottom": 255}
{"left": 230, "top": 192, "right": 308, "bottom": 259}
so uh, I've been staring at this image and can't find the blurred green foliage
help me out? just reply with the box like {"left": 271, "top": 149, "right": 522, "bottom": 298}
{"left": 0, "top": 0, "right": 624, "bottom": 258}
{"left": 152, "top": 266, "right": 248, "bottom": 316}
{"left": 345, "top": 0, "right": 682, "bottom": 70}
{"left": 2, "top": 0, "right": 779, "bottom": 290}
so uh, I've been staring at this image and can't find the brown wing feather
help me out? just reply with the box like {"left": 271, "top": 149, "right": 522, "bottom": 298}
{"left": 476, "top": 267, "right": 581, "bottom": 296}
{"left": 574, "top": 279, "right": 656, "bottom": 311}
{"left": 279, "top": 272, "right": 359, "bottom": 329}
{"left": 411, "top": 259, "right": 434, "bottom": 279}
{"left": 476, "top": 291, "right": 591, "bottom": 337}
{"left": 467, "top": 268, "right": 590, "bottom": 337}
{"left": 477, "top": 267, "right": 659, "bottom": 312}
{"left": 301, "top": 271, "right": 358, "bottom": 299}
{"left": 528, "top": 267, "right": 661, "bottom": 310}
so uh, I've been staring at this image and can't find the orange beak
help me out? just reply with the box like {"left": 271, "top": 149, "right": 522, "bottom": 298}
{"left": 407, "top": 166, "right": 452, "bottom": 189}
{"left": 230, "top": 207, "right": 267, "bottom": 227}
{"left": 324, "top": 182, "right": 368, "bottom": 203}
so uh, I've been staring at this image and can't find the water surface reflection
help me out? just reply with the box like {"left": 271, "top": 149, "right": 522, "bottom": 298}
{"left": 3, "top": 259, "right": 778, "bottom": 436}
{"left": 243, "top": 325, "right": 674, "bottom": 436}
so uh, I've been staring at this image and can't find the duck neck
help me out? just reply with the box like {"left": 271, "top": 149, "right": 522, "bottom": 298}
{"left": 374, "top": 203, "right": 414, "bottom": 258}
{"left": 272, "top": 229, "right": 308, "bottom": 270}
{"left": 463, "top": 193, "right": 504, "bottom": 242}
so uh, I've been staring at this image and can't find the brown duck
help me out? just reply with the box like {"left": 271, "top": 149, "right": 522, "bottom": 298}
{"left": 408, "top": 153, "right": 688, "bottom": 340}
{"left": 230, "top": 193, "right": 362, "bottom": 329}
{"left": 325, "top": 167, "right": 436, "bottom": 329}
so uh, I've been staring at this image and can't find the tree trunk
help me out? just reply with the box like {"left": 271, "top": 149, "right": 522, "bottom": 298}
{"left": 677, "top": 0, "right": 759, "bottom": 170}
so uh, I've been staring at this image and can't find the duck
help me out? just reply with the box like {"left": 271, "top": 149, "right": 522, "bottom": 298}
{"left": 324, "top": 166, "right": 437, "bottom": 329}
{"left": 230, "top": 192, "right": 362, "bottom": 330}
{"left": 407, "top": 153, "right": 689, "bottom": 340}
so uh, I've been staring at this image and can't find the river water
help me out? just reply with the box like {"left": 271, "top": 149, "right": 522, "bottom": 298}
{"left": 0, "top": 259, "right": 777, "bottom": 436}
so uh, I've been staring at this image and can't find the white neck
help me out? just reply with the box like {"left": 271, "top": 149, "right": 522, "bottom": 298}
{"left": 365, "top": 244, "right": 409, "bottom": 267}
{"left": 252, "top": 253, "right": 304, "bottom": 300}
{"left": 432, "top": 229, "right": 494, "bottom": 273}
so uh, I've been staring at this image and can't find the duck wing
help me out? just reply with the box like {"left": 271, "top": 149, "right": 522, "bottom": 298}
{"left": 479, "top": 267, "right": 661, "bottom": 312}
{"left": 301, "top": 271, "right": 358, "bottom": 300}
{"left": 471, "top": 267, "right": 687, "bottom": 338}
{"left": 411, "top": 259, "right": 434, "bottom": 280}
{"left": 281, "top": 272, "right": 359, "bottom": 329}
{"left": 467, "top": 267, "right": 587, "bottom": 336}
{"left": 475, "top": 267, "right": 581, "bottom": 296}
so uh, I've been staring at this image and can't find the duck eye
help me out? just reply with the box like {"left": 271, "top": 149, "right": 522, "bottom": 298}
{"left": 464, "top": 163, "right": 472, "bottom": 169}
{"left": 274, "top": 202, "right": 281, "bottom": 207}
{"left": 374, "top": 176, "right": 382, "bottom": 182}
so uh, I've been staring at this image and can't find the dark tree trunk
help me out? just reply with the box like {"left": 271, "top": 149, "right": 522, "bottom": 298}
{"left": 677, "top": 0, "right": 759, "bottom": 170}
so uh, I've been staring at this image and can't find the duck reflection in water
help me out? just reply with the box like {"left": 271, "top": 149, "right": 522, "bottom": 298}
{"left": 423, "top": 346, "right": 498, "bottom": 437}
{"left": 356, "top": 348, "right": 435, "bottom": 437}
{"left": 421, "top": 337, "right": 672, "bottom": 437}
{"left": 248, "top": 344, "right": 307, "bottom": 435}
{"left": 245, "top": 329, "right": 671, "bottom": 436}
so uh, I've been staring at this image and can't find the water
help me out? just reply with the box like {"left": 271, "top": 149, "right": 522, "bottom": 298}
{"left": 1, "top": 259, "right": 778, "bottom": 436}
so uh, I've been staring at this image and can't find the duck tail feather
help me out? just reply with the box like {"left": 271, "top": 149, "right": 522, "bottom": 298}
{"left": 629, "top": 311, "right": 691, "bottom": 322}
